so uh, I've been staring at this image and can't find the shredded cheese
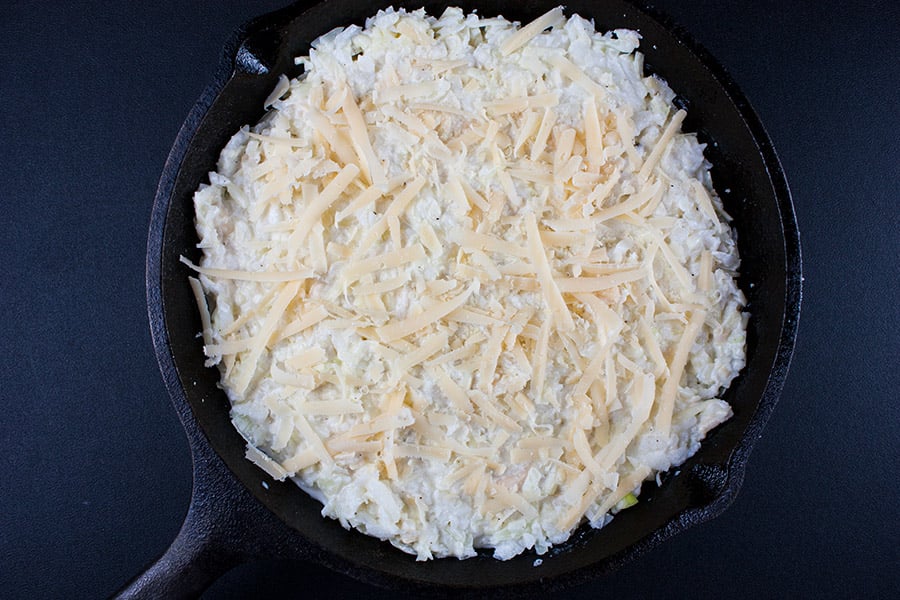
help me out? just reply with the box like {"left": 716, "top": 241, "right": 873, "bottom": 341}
{"left": 655, "top": 309, "right": 707, "bottom": 434}
{"left": 545, "top": 54, "right": 606, "bottom": 98}
{"left": 375, "top": 284, "right": 475, "bottom": 342}
{"left": 180, "top": 256, "right": 313, "bottom": 283}
{"left": 525, "top": 213, "right": 575, "bottom": 331}
{"left": 340, "top": 87, "right": 386, "bottom": 187}
{"left": 499, "top": 6, "right": 565, "bottom": 56}
{"left": 639, "top": 109, "right": 686, "bottom": 181}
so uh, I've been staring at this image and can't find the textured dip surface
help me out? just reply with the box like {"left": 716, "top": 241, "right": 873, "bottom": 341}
{"left": 189, "top": 6, "right": 747, "bottom": 560}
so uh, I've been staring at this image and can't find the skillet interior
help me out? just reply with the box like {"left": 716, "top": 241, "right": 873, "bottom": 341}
{"left": 148, "top": 0, "right": 800, "bottom": 590}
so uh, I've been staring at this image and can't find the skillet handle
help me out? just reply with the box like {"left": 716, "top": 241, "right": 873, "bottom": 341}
{"left": 114, "top": 401, "right": 309, "bottom": 599}
{"left": 114, "top": 491, "right": 240, "bottom": 600}
{"left": 114, "top": 421, "right": 264, "bottom": 599}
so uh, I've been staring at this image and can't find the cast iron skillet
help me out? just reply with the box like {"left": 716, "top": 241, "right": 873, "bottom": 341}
{"left": 121, "top": 0, "right": 801, "bottom": 596}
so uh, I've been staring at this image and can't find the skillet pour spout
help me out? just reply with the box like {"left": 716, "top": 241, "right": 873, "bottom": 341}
{"left": 121, "top": 0, "right": 801, "bottom": 596}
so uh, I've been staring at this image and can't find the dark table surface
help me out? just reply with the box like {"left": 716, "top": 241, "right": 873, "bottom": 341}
{"left": 2, "top": 1, "right": 898, "bottom": 598}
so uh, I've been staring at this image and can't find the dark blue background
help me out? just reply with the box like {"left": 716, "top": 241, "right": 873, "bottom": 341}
{"left": 1, "top": 1, "right": 897, "bottom": 597}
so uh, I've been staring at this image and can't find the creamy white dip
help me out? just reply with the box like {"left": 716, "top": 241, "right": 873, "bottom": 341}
{"left": 190, "top": 6, "right": 747, "bottom": 561}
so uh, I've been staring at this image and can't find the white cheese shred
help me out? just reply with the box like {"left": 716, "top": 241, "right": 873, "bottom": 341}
{"left": 499, "top": 6, "right": 565, "bottom": 56}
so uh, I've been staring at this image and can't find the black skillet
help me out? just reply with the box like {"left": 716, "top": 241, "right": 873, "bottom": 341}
{"left": 121, "top": 0, "right": 802, "bottom": 596}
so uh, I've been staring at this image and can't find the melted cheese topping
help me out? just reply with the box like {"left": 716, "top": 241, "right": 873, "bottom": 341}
{"left": 190, "top": 6, "right": 747, "bottom": 562}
